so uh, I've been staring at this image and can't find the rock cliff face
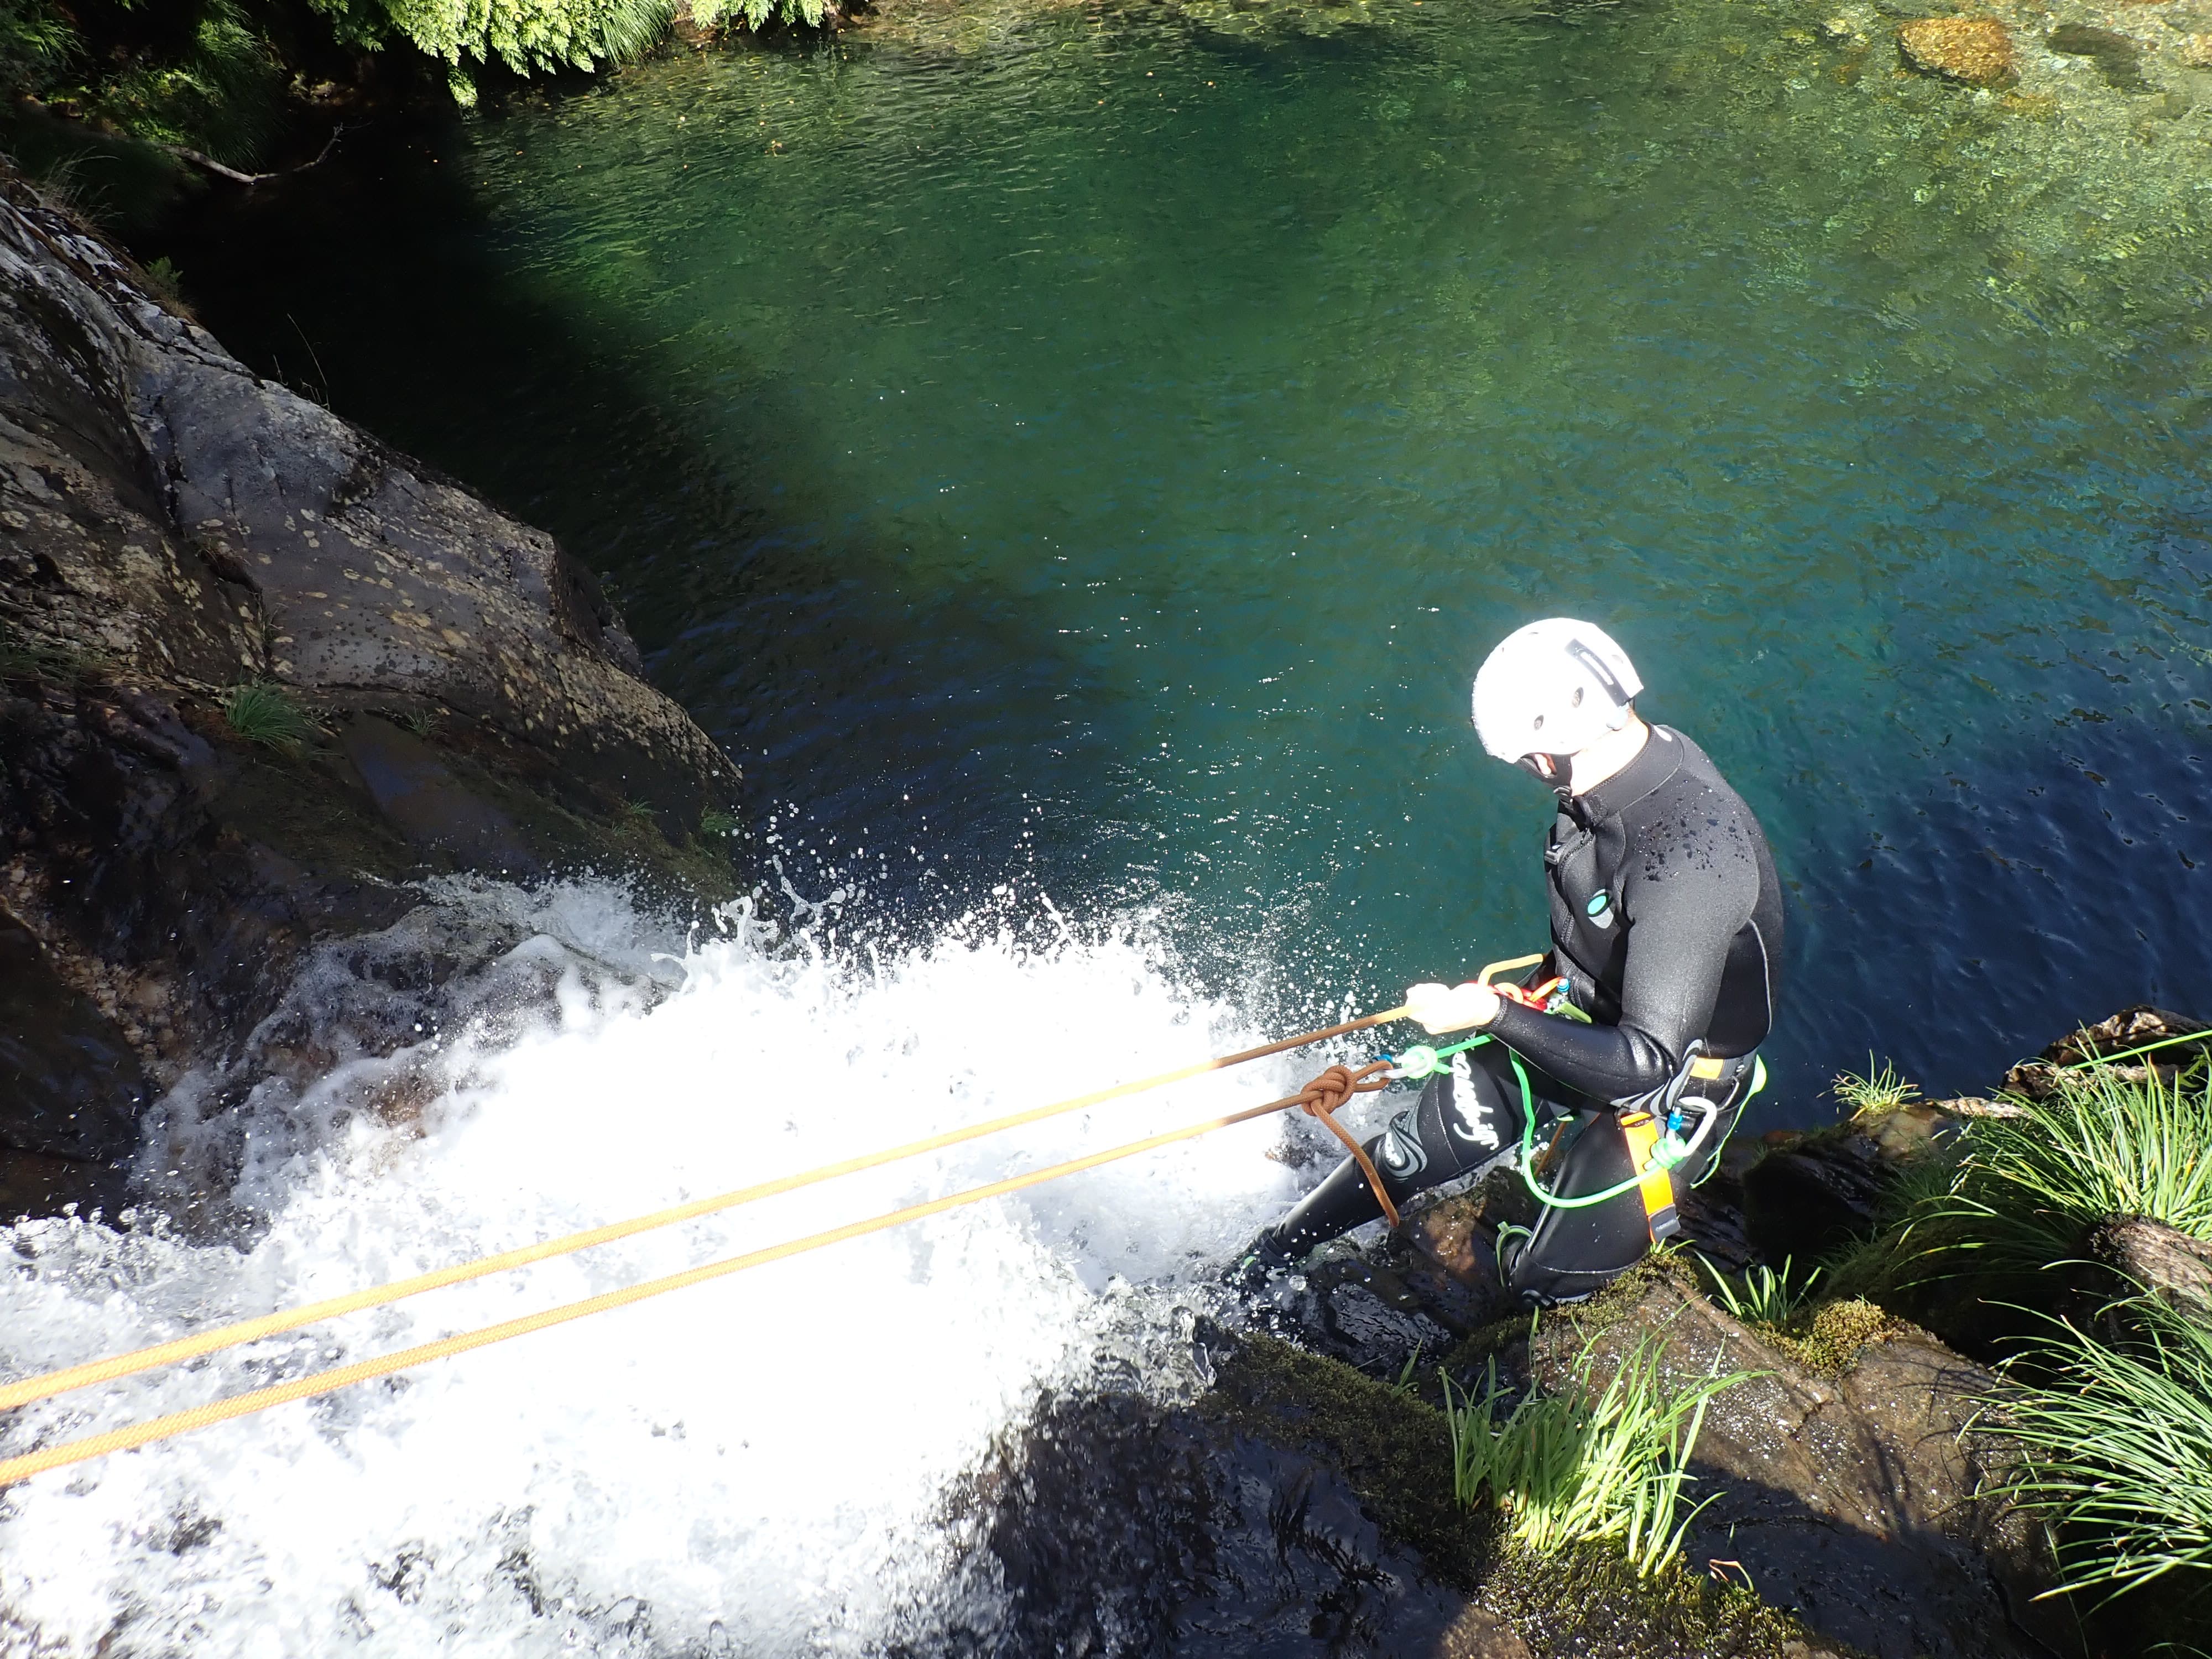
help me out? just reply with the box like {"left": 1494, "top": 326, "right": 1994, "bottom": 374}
{"left": 0, "top": 171, "right": 743, "bottom": 1215}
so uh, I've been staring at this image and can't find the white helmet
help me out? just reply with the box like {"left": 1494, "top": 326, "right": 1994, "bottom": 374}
{"left": 1472, "top": 619, "right": 1643, "bottom": 777}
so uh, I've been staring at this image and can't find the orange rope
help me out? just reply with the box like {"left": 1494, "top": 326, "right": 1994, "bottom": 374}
{"left": 0, "top": 1068, "right": 1371, "bottom": 1488}
{"left": 0, "top": 1008, "right": 1410, "bottom": 1416}
{"left": 1288, "top": 1061, "right": 1400, "bottom": 1226}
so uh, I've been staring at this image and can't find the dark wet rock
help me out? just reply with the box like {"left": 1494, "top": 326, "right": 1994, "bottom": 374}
{"left": 941, "top": 1386, "right": 1476, "bottom": 1657}
{"left": 337, "top": 716, "right": 541, "bottom": 873}
{"left": 1897, "top": 17, "right": 2018, "bottom": 85}
{"left": 2088, "top": 1213, "right": 2212, "bottom": 1319}
{"left": 1674, "top": 1138, "right": 1762, "bottom": 1275}
{"left": 1535, "top": 1268, "right": 2064, "bottom": 1659}
{"left": 0, "top": 909, "right": 148, "bottom": 1165}
{"left": 1741, "top": 1122, "right": 1895, "bottom": 1261}
{"left": 2047, "top": 22, "right": 2156, "bottom": 89}
{"left": 1737, "top": 1100, "right": 1957, "bottom": 1263}
{"left": 1261, "top": 1253, "right": 1463, "bottom": 1379}
{"left": 2000, "top": 1003, "right": 2208, "bottom": 1100}
{"left": 0, "top": 169, "right": 745, "bottom": 1207}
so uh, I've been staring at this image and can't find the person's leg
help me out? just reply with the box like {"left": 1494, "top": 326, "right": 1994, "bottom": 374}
{"left": 1501, "top": 1077, "right": 1751, "bottom": 1304}
{"left": 1259, "top": 1043, "right": 1530, "bottom": 1258}
{"left": 1498, "top": 1110, "right": 1652, "bottom": 1304}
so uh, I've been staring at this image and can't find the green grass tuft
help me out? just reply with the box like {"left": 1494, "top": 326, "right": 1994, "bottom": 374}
{"left": 1697, "top": 1254, "right": 1821, "bottom": 1328}
{"left": 222, "top": 680, "right": 317, "bottom": 752}
{"left": 0, "top": 623, "right": 108, "bottom": 685}
{"left": 1929, "top": 1067, "right": 2212, "bottom": 1273}
{"left": 1834, "top": 1057, "right": 1921, "bottom": 1119}
{"left": 1991, "top": 1295, "right": 2212, "bottom": 1603}
{"left": 1442, "top": 1332, "right": 1755, "bottom": 1577}
{"left": 698, "top": 808, "right": 740, "bottom": 840}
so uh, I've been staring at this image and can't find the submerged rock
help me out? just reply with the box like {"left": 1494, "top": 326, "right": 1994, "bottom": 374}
{"left": 1897, "top": 17, "right": 2018, "bottom": 85}
{"left": 0, "top": 171, "right": 745, "bottom": 1217}
{"left": 2047, "top": 22, "right": 2156, "bottom": 89}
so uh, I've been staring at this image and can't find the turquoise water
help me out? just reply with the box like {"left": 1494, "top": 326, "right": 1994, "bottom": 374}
{"left": 180, "top": 0, "right": 2212, "bottom": 1116}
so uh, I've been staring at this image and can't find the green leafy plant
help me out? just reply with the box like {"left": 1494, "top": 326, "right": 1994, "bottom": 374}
{"left": 1990, "top": 1296, "right": 2212, "bottom": 1603}
{"left": 0, "top": 623, "right": 107, "bottom": 685}
{"left": 0, "top": 0, "right": 74, "bottom": 98}
{"left": 326, "top": 0, "right": 675, "bottom": 80}
{"left": 1927, "top": 1067, "right": 2212, "bottom": 1276}
{"left": 691, "top": 0, "right": 828, "bottom": 31}
{"left": 76, "top": 1, "right": 286, "bottom": 168}
{"left": 140, "top": 255, "right": 186, "bottom": 306}
{"left": 1697, "top": 1255, "right": 1822, "bottom": 1328}
{"left": 1388, "top": 1342, "right": 1423, "bottom": 1399}
{"left": 222, "top": 680, "right": 318, "bottom": 752}
{"left": 1834, "top": 1057, "right": 1921, "bottom": 1119}
{"left": 698, "top": 808, "right": 740, "bottom": 840}
{"left": 1442, "top": 1333, "right": 1753, "bottom": 1576}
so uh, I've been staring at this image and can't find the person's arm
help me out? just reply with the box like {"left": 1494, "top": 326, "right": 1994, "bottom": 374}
{"left": 1485, "top": 852, "right": 1754, "bottom": 1101}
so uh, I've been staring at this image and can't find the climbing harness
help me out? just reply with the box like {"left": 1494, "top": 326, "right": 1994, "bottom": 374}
{"left": 1618, "top": 1109, "right": 1680, "bottom": 1243}
{"left": 0, "top": 1003, "right": 1421, "bottom": 1489}
{"left": 1381, "top": 953, "right": 1759, "bottom": 1246}
{"left": 1510, "top": 1044, "right": 1767, "bottom": 1239}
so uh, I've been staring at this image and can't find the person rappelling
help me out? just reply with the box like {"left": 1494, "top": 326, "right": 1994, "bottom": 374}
{"left": 1242, "top": 619, "right": 1785, "bottom": 1305}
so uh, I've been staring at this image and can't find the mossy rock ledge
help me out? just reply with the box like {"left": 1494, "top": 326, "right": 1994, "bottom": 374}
{"left": 951, "top": 1333, "right": 1863, "bottom": 1658}
{"left": 1169, "top": 1251, "right": 2072, "bottom": 1655}
{"left": 0, "top": 170, "right": 747, "bottom": 1220}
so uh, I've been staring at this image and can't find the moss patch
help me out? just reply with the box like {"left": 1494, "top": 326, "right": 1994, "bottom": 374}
{"left": 1484, "top": 1541, "right": 1867, "bottom": 1658}
{"left": 1439, "top": 1311, "right": 1539, "bottom": 1384}
{"left": 1746, "top": 1297, "right": 1905, "bottom": 1376}
{"left": 1207, "top": 1332, "right": 1494, "bottom": 1582}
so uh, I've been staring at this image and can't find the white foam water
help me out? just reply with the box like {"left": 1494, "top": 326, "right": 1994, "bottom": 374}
{"left": 0, "top": 884, "right": 1340, "bottom": 1657}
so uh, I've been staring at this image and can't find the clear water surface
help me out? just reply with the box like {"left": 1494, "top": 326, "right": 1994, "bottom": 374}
{"left": 181, "top": 0, "right": 2212, "bottom": 1115}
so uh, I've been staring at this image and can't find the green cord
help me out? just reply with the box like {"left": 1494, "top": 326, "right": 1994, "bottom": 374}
{"left": 1396, "top": 1032, "right": 1761, "bottom": 1212}
{"left": 1519, "top": 1053, "right": 1764, "bottom": 1211}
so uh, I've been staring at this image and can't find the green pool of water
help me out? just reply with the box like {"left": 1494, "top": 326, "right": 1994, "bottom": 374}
{"left": 179, "top": 0, "right": 2212, "bottom": 1114}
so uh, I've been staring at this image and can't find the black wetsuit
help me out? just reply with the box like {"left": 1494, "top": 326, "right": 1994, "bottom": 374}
{"left": 1262, "top": 724, "right": 1784, "bottom": 1303}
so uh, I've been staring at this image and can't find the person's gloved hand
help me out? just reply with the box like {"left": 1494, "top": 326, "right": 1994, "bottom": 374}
{"left": 1404, "top": 980, "right": 1500, "bottom": 1035}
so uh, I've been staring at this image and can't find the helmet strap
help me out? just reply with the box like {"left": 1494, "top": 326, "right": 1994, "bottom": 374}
{"left": 1515, "top": 753, "right": 1577, "bottom": 791}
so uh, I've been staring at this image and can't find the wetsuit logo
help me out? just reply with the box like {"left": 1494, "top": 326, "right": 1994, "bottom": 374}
{"left": 1379, "top": 1109, "right": 1427, "bottom": 1177}
{"left": 1447, "top": 1053, "right": 1500, "bottom": 1151}
{"left": 1587, "top": 889, "right": 1615, "bottom": 931}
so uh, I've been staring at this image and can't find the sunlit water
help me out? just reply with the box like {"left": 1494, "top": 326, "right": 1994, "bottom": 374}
{"left": 15, "top": 0, "right": 2212, "bottom": 1647}
{"left": 173, "top": 0, "right": 2212, "bottom": 1105}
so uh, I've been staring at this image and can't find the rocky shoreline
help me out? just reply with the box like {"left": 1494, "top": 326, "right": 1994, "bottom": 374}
{"left": 0, "top": 170, "right": 746, "bottom": 1221}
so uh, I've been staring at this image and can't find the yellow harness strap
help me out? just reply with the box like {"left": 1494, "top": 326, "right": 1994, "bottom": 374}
{"left": 1618, "top": 1110, "right": 1681, "bottom": 1243}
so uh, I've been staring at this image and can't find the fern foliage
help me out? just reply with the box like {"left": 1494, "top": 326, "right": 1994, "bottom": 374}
{"left": 691, "top": 0, "right": 827, "bottom": 32}
{"left": 313, "top": 0, "right": 674, "bottom": 77}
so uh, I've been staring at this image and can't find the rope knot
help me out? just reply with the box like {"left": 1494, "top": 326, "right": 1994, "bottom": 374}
{"left": 1294, "top": 1060, "right": 1400, "bottom": 1228}
{"left": 1297, "top": 1061, "right": 1390, "bottom": 1119}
